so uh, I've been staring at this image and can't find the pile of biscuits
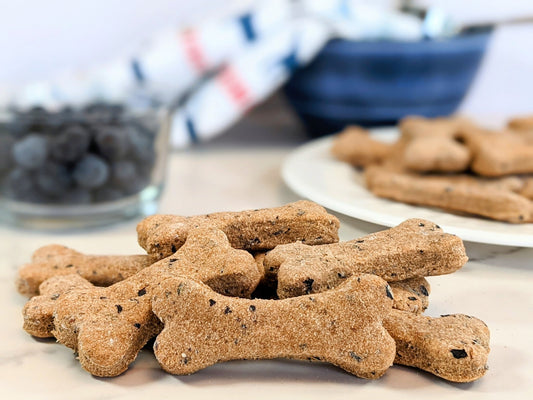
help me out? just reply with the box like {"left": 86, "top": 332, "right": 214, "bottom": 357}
{"left": 18, "top": 200, "right": 490, "bottom": 382}
{"left": 331, "top": 115, "right": 533, "bottom": 223}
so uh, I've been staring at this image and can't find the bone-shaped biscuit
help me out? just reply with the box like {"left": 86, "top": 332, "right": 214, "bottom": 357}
{"left": 256, "top": 250, "right": 430, "bottom": 312}
{"left": 402, "top": 136, "right": 470, "bottom": 173}
{"left": 384, "top": 310, "right": 490, "bottom": 382}
{"left": 23, "top": 274, "right": 93, "bottom": 338}
{"left": 330, "top": 126, "right": 393, "bottom": 167}
{"left": 262, "top": 219, "right": 467, "bottom": 299}
{"left": 137, "top": 200, "right": 340, "bottom": 259}
{"left": 17, "top": 245, "right": 157, "bottom": 297}
{"left": 365, "top": 166, "right": 533, "bottom": 223}
{"left": 151, "top": 275, "right": 396, "bottom": 379}
{"left": 457, "top": 127, "right": 533, "bottom": 177}
{"left": 51, "top": 228, "right": 261, "bottom": 377}
{"left": 399, "top": 116, "right": 473, "bottom": 140}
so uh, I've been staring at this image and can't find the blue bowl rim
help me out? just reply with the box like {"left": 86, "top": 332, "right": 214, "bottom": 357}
{"left": 321, "top": 28, "right": 493, "bottom": 56}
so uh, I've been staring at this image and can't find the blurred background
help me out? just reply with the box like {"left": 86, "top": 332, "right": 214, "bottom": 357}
{"left": 2, "top": 0, "right": 533, "bottom": 227}
{"left": 2, "top": 0, "right": 533, "bottom": 124}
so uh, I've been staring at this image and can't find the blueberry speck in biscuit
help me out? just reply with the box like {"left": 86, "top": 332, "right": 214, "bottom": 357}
{"left": 451, "top": 349, "right": 467, "bottom": 359}
{"left": 303, "top": 278, "right": 314, "bottom": 294}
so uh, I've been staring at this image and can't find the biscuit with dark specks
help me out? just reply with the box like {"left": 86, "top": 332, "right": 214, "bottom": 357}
{"left": 22, "top": 274, "right": 93, "bottom": 338}
{"left": 152, "top": 274, "right": 396, "bottom": 379}
{"left": 51, "top": 228, "right": 261, "bottom": 377}
{"left": 389, "top": 277, "right": 430, "bottom": 314}
{"left": 263, "top": 219, "right": 467, "bottom": 298}
{"left": 384, "top": 311, "right": 490, "bottom": 382}
{"left": 136, "top": 200, "right": 340, "bottom": 259}
{"left": 17, "top": 244, "right": 157, "bottom": 297}
{"left": 365, "top": 166, "right": 533, "bottom": 223}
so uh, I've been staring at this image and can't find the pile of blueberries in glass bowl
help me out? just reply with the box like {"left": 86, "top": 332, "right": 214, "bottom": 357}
{"left": 0, "top": 103, "right": 170, "bottom": 229}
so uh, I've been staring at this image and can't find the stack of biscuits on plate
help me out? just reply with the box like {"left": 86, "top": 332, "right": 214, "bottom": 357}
{"left": 18, "top": 201, "right": 489, "bottom": 382}
{"left": 331, "top": 115, "right": 533, "bottom": 223}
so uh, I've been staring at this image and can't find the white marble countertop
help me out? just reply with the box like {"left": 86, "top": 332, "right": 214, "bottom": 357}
{"left": 1, "top": 103, "right": 532, "bottom": 399}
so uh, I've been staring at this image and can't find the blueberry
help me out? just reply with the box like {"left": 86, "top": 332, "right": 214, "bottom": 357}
{"left": 3, "top": 168, "right": 44, "bottom": 202}
{"left": 50, "top": 125, "right": 91, "bottom": 162}
{"left": 23, "top": 106, "right": 50, "bottom": 132}
{"left": 93, "top": 187, "right": 124, "bottom": 203}
{"left": 12, "top": 134, "right": 49, "bottom": 169}
{"left": 6, "top": 117, "right": 31, "bottom": 139}
{"left": 111, "top": 159, "right": 150, "bottom": 195}
{"left": 35, "top": 162, "right": 72, "bottom": 196}
{"left": 110, "top": 160, "right": 137, "bottom": 188}
{"left": 41, "top": 111, "right": 66, "bottom": 133}
{"left": 95, "top": 127, "right": 129, "bottom": 160}
{"left": 57, "top": 108, "right": 86, "bottom": 127}
{"left": 72, "top": 154, "right": 109, "bottom": 189}
{"left": 84, "top": 103, "right": 123, "bottom": 125}
{"left": 127, "top": 125, "right": 155, "bottom": 163}
{"left": 0, "top": 135, "right": 15, "bottom": 171}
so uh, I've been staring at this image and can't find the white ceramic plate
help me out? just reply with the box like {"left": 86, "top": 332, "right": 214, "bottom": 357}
{"left": 282, "top": 128, "right": 533, "bottom": 247}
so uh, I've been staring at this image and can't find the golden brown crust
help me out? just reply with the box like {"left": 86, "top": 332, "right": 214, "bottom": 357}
{"left": 330, "top": 126, "right": 393, "bottom": 167}
{"left": 508, "top": 115, "right": 533, "bottom": 132}
{"left": 16, "top": 244, "right": 157, "bottom": 297}
{"left": 22, "top": 274, "right": 93, "bottom": 338}
{"left": 152, "top": 275, "right": 396, "bottom": 379}
{"left": 399, "top": 115, "right": 473, "bottom": 140}
{"left": 384, "top": 311, "right": 490, "bottom": 382}
{"left": 403, "top": 136, "right": 470, "bottom": 173}
{"left": 49, "top": 228, "right": 261, "bottom": 377}
{"left": 137, "top": 200, "right": 340, "bottom": 259}
{"left": 265, "top": 219, "right": 467, "bottom": 298}
{"left": 365, "top": 166, "right": 533, "bottom": 223}
{"left": 389, "top": 277, "right": 430, "bottom": 314}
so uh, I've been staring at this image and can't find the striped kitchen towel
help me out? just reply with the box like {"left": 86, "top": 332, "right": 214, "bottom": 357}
{"left": 2, "top": 0, "right": 425, "bottom": 147}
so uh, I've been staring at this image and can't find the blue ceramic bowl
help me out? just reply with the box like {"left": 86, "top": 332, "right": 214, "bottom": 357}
{"left": 283, "top": 29, "right": 492, "bottom": 137}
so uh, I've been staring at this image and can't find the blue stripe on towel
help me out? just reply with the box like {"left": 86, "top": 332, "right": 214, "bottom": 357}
{"left": 239, "top": 13, "right": 256, "bottom": 42}
{"left": 131, "top": 58, "right": 146, "bottom": 83}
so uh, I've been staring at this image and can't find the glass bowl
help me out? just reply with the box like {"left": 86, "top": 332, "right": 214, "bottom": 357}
{"left": 0, "top": 103, "right": 171, "bottom": 230}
